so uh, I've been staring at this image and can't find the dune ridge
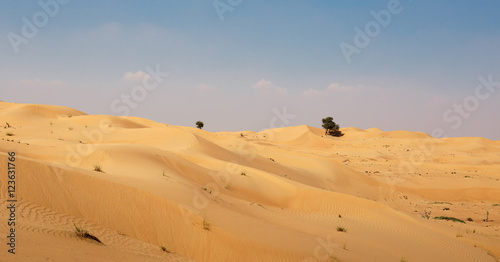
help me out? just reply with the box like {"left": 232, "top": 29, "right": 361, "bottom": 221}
{"left": 1, "top": 102, "right": 499, "bottom": 262}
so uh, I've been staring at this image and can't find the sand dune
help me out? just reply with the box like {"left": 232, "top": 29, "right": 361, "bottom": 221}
{"left": 1, "top": 101, "right": 499, "bottom": 262}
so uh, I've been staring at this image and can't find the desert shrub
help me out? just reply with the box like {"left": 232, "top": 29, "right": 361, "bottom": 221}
{"left": 336, "top": 226, "right": 346, "bottom": 232}
{"left": 203, "top": 219, "right": 211, "bottom": 231}
{"left": 434, "top": 216, "right": 465, "bottom": 223}
{"left": 431, "top": 201, "right": 453, "bottom": 205}
{"left": 74, "top": 225, "right": 102, "bottom": 243}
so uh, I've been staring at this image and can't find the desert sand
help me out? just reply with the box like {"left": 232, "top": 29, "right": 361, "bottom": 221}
{"left": 0, "top": 101, "right": 499, "bottom": 262}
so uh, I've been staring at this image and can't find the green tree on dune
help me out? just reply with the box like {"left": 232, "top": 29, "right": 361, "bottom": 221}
{"left": 322, "top": 117, "right": 343, "bottom": 137}
{"left": 196, "top": 121, "right": 204, "bottom": 129}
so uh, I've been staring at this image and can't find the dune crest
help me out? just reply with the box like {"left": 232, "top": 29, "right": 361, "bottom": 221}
{"left": 1, "top": 102, "right": 499, "bottom": 262}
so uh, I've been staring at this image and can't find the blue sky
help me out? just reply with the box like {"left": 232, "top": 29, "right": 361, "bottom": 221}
{"left": 1, "top": 0, "right": 499, "bottom": 139}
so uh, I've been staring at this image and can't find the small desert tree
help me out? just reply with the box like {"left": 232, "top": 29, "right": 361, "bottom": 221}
{"left": 322, "top": 117, "right": 343, "bottom": 137}
{"left": 196, "top": 121, "right": 204, "bottom": 129}
{"left": 322, "top": 117, "right": 337, "bottom": 134}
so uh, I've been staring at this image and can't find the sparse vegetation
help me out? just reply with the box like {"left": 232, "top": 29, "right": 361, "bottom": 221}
{"left": 160, "top": 246, "right": 170, "bottom": 253}
{"left": 93, "top": 165, "right": 103, "bottom": 172}
{"left": 203, "top": 219, "right": 211, "bottom": 231}
{"left": 431, "top": 201, "right": 453, "bottom": 205}
{"left": 196, "top": 121, "right": 204, "bottom": 129}
{"left": 443, "top": 207, "right": 450, "bottom": 211}
{"left": 434, "top": 216, "right": 465, "bottom": 223}
{"left": 322, "top": 117, "right": 344, "bottom": 137}
{"left": 6, "top": 132, "right": 14, "bottom": 136}
{"left": 336, "top": 226, "right": 346, "bottom": 232}
{"left": 400, "top": 257, "right": 408, "bottom": 262}
{"left": 456, "top": 233, "right": 463, "bottom": 237}
{"left": 492, "top": 204, "right": 500, "bottom": 207}
{"left": 483, "top": 211, "right": 489, "bottom": 222}
{"left": 329, "top": 255, "right": 340, "bottom": 262}
{"left": 225, "top": 184, "right": 231, "bottom": 190}
{"left": 421, "top": 209, "right": 431, "bottom": 219}
{"left": 67, "top": 114, "right": 73, "bottom": 118}
{"left": 467, "top": 217, "right": 473, "bottom": 222}
{"left": 487, "top": 250, "right": 496, "bottom": 260}
{"left": 74, "top": 224, "right": 102, "bottom": 243}
{"left": 241, "top": 172, "right": 246, "bottom": 176}
{"left": 68, "top": 127, "right": 73, "bottom": 131}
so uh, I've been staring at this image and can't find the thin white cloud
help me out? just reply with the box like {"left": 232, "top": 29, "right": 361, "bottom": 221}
{"left": 88, "top": 22, "right": 123, "bottom": 40}
{"left": 253, "top": 79, "right": 288, "bottom": 96}
{"left": 123, "top": 70, "right": 150, "bottom": 82}
{"left": 327, "top": 83, "right": 364, "bottom": 92}
{"left": 100, "top": 21, "right": 121, "bottom": 32}
{"left": 302, "top": 83, "right": 365, "bottom": 96}
{"left": 16, "top": 79, "right": 65, "bottom": 88}
{"left": 196, "top": 83, "right": 217, "bottom": 92}
{"left": 302, "top": 88, "right": 323, "bottom": 96}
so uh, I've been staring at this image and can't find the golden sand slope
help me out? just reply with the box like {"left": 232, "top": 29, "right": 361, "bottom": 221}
{"left": 0, "top": 101, "right": 499, "bottom": 262}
